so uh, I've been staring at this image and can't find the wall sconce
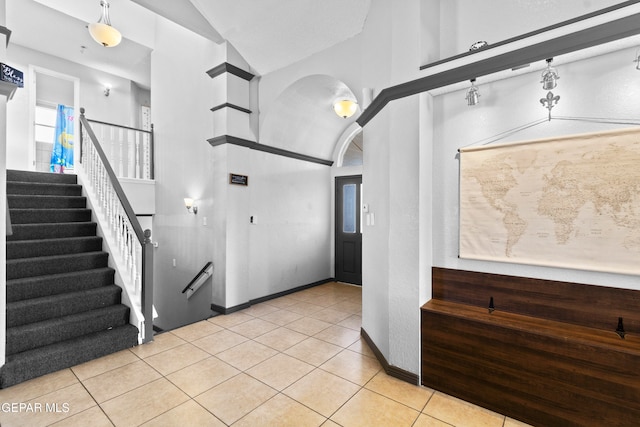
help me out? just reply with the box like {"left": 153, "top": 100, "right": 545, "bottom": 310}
{"left": 88, "top": 1, "right": 122, "bottom": 47}
{"left": 104, "top": 85, "right": 111, "bottom": 97}
{"left": 633, "top": 48, "right": 640, "bottom": 70}
{"left": 184, "top": 198, "right": 198, "bottom": 214}
{"left": 465, "top": 79, "right": 480, "bottom": 106}
{"left": 540, "top": 58, "right": 559, "bottom": 90}
{"left": 333, "top": 99, "right": 358, "bottom": 118}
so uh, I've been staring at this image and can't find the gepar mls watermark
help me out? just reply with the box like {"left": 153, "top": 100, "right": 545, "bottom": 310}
{"left": 1, "top": 402, "right": 70, "bottom": 414}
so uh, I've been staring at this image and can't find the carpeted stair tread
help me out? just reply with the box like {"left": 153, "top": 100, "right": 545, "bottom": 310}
{"left": 7, "top": 236, "right": 103, "bottom": 259}
{"left": 7, "top": 222, "right": 97, "bottom": 241}
{"left": 7, "top": 285, "right": 123, "bottom": 327}
{"left": 7, "top": 181, "right": 82, "bottom": 197}
{"left": 7, "top": 194, "right": 87, "bottom": 209}
{"left": 7, "top": 251, "right": 109, "bottom": 280}
{"left": 0, "top": 324, "right": 138, "bottom": 389}
{"left": 7, "top": 267, "right": 115, "bottom": 302}
{"left": 9, "top": 208, "right": 92, "bottom": 224}
{"left": 6, "top": 304, "right": 131, "bottom": 355}
{"left": 7, "top": 169, "right": 77, "bottom": 184}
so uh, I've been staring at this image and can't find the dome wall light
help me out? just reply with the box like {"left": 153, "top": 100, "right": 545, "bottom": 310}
{"left": 465, "top": 79, "right": 480, "bottom": 106}
{"left": 540, "top": 58, "right": 559, "bottom": 90}
{"left": 333, "top": 99, "right": 358, "bottom": 119}
{"left": 88, "top": 1, "right": 122, "bottom": 47}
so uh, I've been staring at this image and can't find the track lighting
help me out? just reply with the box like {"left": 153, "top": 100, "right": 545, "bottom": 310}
{"left": 540, "top": 58, "right": 559, "bottom": 90}
{"left": 465, "top": 79, "right": 480, "bottom": 106}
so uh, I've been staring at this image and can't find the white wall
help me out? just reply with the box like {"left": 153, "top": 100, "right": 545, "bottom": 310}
{"left": 150, "top": 16, "right": 221, "bottom": 330}
{"left": 433, "top": 45, "right": 640, "bottom": 292}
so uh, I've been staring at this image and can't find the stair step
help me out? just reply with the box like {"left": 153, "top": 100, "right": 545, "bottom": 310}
{"left": 7, "top": 181, "right": 82, "bottom": 197}
{"left": 7, "top": 169, "right": 78, "bottom": 185}
{"left": 7, "top": 268, "right": 115, "bottom": 303}
{"left": 7, "top": 222, "right": 97, "bottom": 241}
{"left": 9, "top": 208, "right": 92, "bottom": 224}
{"left": 6, "top": 304, "right": 131, "bottom": 356}
{"left": 7, "top": 285, "right": 123, "bottom": 328}
{"left": 0, "top": 324, "right": 138, "bottom": 389}
{"left": 7, "top": 251, "right": 109, "bottom": 280}
{"left": 7, "top": 236, "right": 103, "bottom": 260}
{"left": 8, "top": 194, "right": 87, "bottom": 209}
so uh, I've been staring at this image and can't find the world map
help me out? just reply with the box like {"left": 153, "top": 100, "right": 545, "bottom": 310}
{"left": 459, "top": 127, "right": 640, "bottom": 275}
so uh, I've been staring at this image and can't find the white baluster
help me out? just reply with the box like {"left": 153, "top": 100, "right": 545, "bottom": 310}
{"left": 135, "top": 132, "right": 141, "bottom": 179}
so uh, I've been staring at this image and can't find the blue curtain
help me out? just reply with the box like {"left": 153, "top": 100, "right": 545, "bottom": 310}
{"left": 50, "top": 104, "right": 74, "bottom": 173}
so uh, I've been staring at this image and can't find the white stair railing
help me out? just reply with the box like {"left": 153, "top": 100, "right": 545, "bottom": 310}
{"left": 78, "top": 108, "right": 154, "bottom": 343}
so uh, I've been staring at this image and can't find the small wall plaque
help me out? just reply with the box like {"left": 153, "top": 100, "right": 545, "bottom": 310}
{"left": 229, "top": 173, "right": 248, "bottom": 186}
{"left": 1, "top": 63, "right": 24, "bottom": 87}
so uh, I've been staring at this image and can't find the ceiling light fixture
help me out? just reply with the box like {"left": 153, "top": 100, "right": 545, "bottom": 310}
{"left": 465, "top": 79, "right": 480, "bottom": 106}
{"left": 88, "top": 1, "right": 122, "bottom": 48}
{"left": 540, "top": 58, "right": 559, "bottom": 90}
{"left": 333, "top": 99, "right": 358, "bottom": 119}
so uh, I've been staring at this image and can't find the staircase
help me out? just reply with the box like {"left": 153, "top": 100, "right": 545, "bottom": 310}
{"left": 1, "top": 170, "right": 139, "bottom": 389}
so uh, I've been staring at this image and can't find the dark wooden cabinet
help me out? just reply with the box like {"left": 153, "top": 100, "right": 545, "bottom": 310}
{"left": 421, "top": 268, "right": 640, "bottom": 427}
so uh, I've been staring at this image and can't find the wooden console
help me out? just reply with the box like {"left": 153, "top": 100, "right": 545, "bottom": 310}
{"left": 421, "top": 267, "right": 640, "bottom": 427}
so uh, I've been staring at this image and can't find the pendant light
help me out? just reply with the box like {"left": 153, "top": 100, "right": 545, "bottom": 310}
{"left": 88, "top": 1, "right": 122, "bottom": 47}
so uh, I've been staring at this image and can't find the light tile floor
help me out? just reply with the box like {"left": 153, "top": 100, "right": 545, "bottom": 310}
{"left": 0, "top": 282, "right": 534, "bottom": 427}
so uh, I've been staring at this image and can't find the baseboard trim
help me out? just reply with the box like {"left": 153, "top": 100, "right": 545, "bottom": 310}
{"left": 360, "top": 327, "right": 420, "bottom": 385}
{"left": 210, "top": 278, "right": 335, "bottom": 315}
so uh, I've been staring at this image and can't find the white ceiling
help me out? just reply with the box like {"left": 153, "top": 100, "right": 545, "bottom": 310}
{"left": 6, "top": 0, "right": 371, "bottom": 86}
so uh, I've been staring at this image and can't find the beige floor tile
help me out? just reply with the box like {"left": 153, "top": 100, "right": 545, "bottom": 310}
{"left": 286, "top": 316, "right": 332, "bottom": 335}
{"left": 322, "top": 420, "right": 342, "bottom": 427}
{"left": 320, "top": 349, "right": 381, "bottom": 386}
{"left": 283, "top": 369, "right": 360, "bottom": 417}
{"left": 165, "top": 356, "right": 240, "bottom": 397}
{"left": 215, "top": 340, "right": 279, "bottom": 371}
{"left": 83, "top": 360, "right": 162, "bottom": 403}
{"left": 246, "top": 353, "right": 315, "bottom": 391}
{"left": 365, "top": 371, "right": 432, "bottom": 411}
{"left": 100, "top": 378, "right": 189, "bottom": 427}
{"left": 207, "top": 311, "right": 254, "bottom": 328}
{"left": 331, "top": 388, "right": 420, "bottom": 427}
{"left": 143, "top": 343, "right": 210, "bottom": 376}
{"left": 504, "top": 417, "right": 535, "bottom": 427}
{"left": 422, "top": 392, "right": 505, "bottom": 427}
{"left": 258, "top": 308, "right": 304, "bottom": 326}
{"left": 331, "top": 300, "right": 362, "bottom": 314}
{"left": 2, "top": 382, "right": 97, "bottom": 427}
{"left": 234, "top": 393, "right": 326, "bottom": 427}
{"left": 130, "top": 332, "right": 187, "bottom": 359}
{"left": 0, "top": 368, "right": 78, "bottom": 403}
{"left": 241, "top": 302, "right": 280, "bottom": 317}
{"left": 412, "top": 413, "right": 453, "bottom": 427}
{"left": 262, "top": 295, "right": 299, "bottom": 309}
{"left": 228, "top": 317, "right": 280, "bottom": 339}
{"left": 71, "top": 349, "right": 139, "bottom": 381}
{"left": 309, "top": 307, "right": 352, "bottom": 324}
{"left": 338, "top": 314, "right": 362, "bottom": 331}
{"left": 286, "top": 301, "right": 326, "bottom": 315}
{"left": 284, "top": 337, "right": 343, "bottom": 366}
{"left": 192, "top": 328, "right": 248, "bottom": 354}
{"left": 140, "top": 400, "right": 226, "bottom": 427}
{"left": 49, "top": 406, "right": 114, "bottom": 427}
{"left": 254, "top": 326, "right": 308, "bottom": 351}
{"left": 347, "top": 338, "right": 376, "bottom": 358}
{"left": 195, "top": 373, "right": 277, "bottom": 425}
{"left": 314, "top": 324, "right": 361, "bottom": 348}
{"left": 170, "top": 320, "right": 223, "bottom": 342}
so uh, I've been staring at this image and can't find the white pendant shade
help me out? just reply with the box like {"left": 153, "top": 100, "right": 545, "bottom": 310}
{"left": 333, "top": 99, "right": 358, "bottom": 118}
{"left": 88, "top": 22, "right": 122, "bottom": 47}
{"left": 88, "top": 1, "right": 122, "bottom": 47}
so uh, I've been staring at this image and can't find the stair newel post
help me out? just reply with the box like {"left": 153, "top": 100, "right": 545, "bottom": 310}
{"left": 141, "top": 229, "right": 154, "bottom": 343}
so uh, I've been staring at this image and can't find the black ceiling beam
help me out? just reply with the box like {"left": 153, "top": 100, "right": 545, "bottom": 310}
{"left": 357, "top": 12, "right": 640, "bottom": 128}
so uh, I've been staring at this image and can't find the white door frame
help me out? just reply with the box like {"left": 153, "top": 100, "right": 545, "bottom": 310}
{"left": 28, "top": 65, "right": 80, "bottom": 171}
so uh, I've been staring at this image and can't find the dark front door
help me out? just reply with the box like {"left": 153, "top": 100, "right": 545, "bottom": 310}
{"left": 335, "top": 175, "right": 362, "bottom": 285}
